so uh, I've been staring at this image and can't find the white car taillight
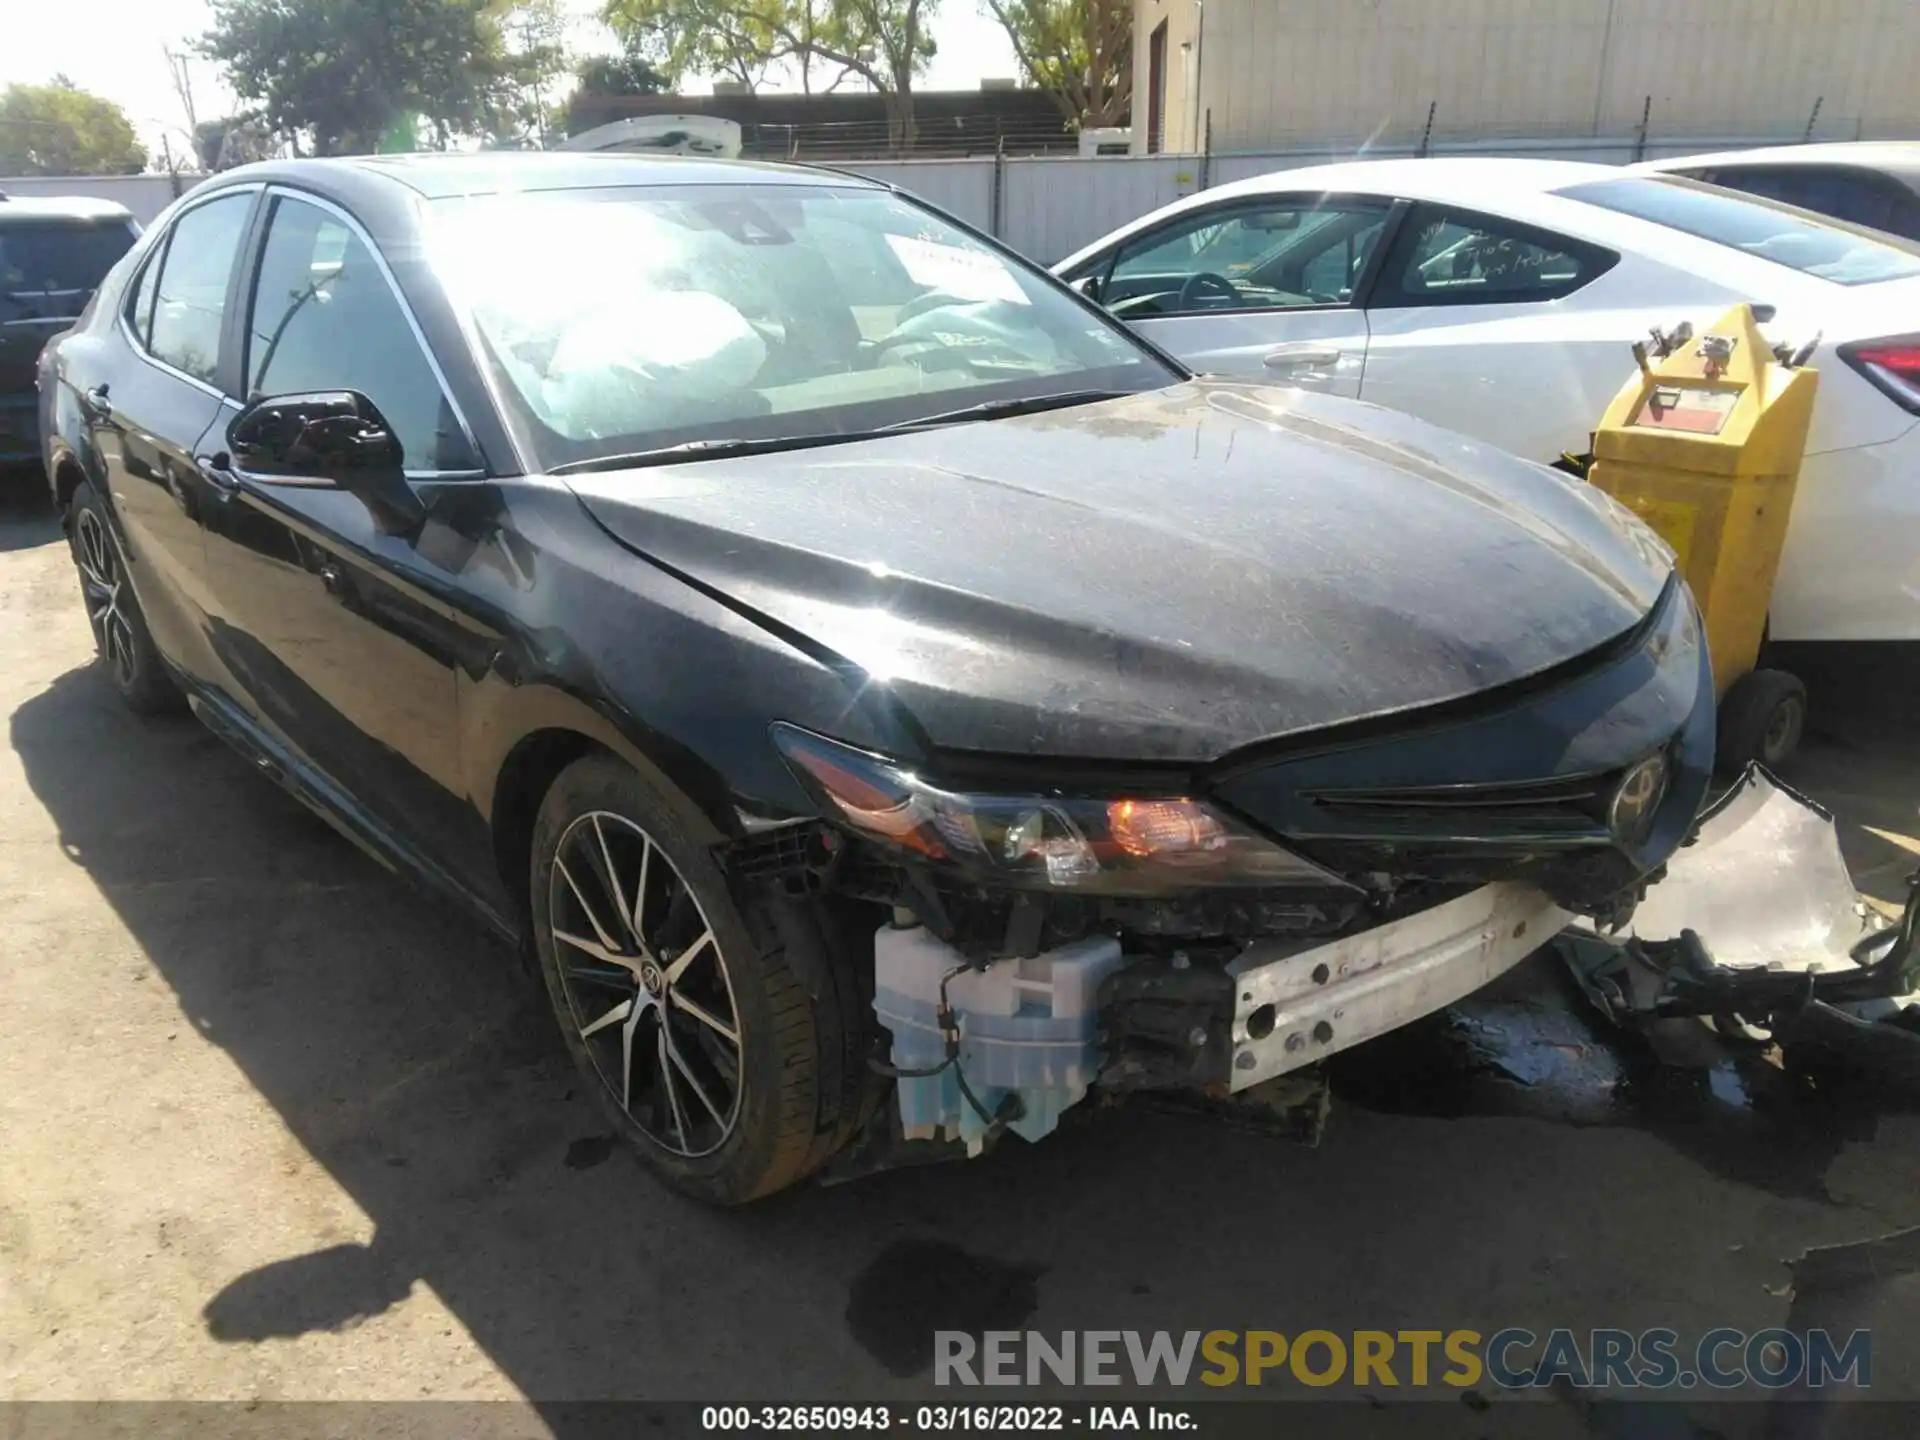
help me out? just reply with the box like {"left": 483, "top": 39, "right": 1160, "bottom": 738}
{"left": 1840, "top": 335, "right": 1920, "bottom": 414}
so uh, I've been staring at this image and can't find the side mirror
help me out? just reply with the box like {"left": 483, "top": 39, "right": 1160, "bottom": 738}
{"left": 228, "top": 390, "right": 425, "bottom": 536}
{"left": 1068, "top": 273, "right": 1104, "bottom": 304}
{"left": 228, "top": 390, "right": 401, "bottom": 476}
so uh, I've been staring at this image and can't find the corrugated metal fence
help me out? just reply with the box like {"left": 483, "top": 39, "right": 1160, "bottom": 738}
{"left": 1, "top": 128, "right": 1885, "bottom": 263}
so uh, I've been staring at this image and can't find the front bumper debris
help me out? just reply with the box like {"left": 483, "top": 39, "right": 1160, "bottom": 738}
{"left": 847, "top": 766, "right": 1920, "bottom": 1180}
{"left": 1558, "top": 766, "right": 1920, "bottom": 1083}
{"left": 1226, "top": 882, "right": 1571, "bottom": 1091}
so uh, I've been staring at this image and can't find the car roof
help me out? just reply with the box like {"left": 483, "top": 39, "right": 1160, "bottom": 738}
{"left": 0, "top": 192, "right": 135, "bottom": 223}
{"left": 1640, "top": 142, "right": 1920, "bottom": 177}
{"left": 210, "top": 151, "right": 878, "bottom": 200}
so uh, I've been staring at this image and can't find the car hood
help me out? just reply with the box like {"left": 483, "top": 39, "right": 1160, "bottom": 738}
{"left": 563, "top": 380, "right": 1672, "bottom": 763}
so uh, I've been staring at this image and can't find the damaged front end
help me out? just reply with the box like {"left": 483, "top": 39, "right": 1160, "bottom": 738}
{"left": 736, "top": 575, "right": 1727, "bottom": 1175}
{"left": 1560, "top": 766, "right": 1920, "bottom": 1085}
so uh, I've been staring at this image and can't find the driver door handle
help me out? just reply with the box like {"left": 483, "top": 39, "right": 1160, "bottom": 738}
{"left": 1264, "top": 345, "right": 1342, "bottom": 370}
{"left": 195, "top": 453, "right": 242, "bottom": 495}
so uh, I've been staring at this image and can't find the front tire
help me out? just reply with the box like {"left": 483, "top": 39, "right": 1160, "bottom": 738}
{"left": 529, "top": 754, "right": 868, "bottom": 1203}
{"left": 67, "top": 481, "right": 181, "bottom": 715}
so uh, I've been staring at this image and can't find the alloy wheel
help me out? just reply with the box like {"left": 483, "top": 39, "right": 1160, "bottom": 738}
{"left": 75, "top": 509, "right": 137, "bottom": 691}
{"left": 547, "top": 811, "right": 744, "bottom": 1157}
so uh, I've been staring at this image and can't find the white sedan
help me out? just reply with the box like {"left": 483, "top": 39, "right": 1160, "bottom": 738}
{"left": 1053, "top": 158, "right": 1920, "bottom": 643}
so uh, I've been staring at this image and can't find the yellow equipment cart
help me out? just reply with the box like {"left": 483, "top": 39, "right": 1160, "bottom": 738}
{"left": 1587, "top": 303, "right": 1819, "bottom": 771}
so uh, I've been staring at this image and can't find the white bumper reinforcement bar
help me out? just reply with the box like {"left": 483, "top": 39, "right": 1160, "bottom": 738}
{"left": 1225, "top": 882, "right": 1571, "bottom": 1091}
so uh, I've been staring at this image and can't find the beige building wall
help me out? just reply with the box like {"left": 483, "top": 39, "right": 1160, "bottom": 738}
{"left": 1133, "top": 0, "right": 1205, "bottom": 153}
{"left": 1133, "top": 0, "right": 1920, "bottom": 155}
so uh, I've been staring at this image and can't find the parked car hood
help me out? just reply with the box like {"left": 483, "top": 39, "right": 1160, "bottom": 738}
{"left": 564, "top": 380, "right": 1672, "bottom": 762}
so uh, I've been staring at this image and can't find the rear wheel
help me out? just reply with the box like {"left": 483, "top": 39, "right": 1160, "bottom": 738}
{"left": 529, "top": 754, "right": 869, "bottom": 1203}
{"left": 67, "top": 482, "right": 181, "bottom": 715}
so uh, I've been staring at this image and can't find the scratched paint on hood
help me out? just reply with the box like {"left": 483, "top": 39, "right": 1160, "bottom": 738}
{"left": 565, "top": 380, "right": 1672, "bottom": 762}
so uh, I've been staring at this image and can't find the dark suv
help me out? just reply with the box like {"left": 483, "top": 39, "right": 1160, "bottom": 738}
{"left": 0, "top": 192, "right": 139, "bottom": 467}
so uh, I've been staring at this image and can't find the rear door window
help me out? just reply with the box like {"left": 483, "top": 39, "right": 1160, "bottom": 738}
{"left": 147, "top": 192, "right": 254, "bottom": 385}
{"left": 1372, "top": 204, "right": 1615, "bottom": 307}
{"left": 124, "top": 249, "right": 163, "bottom": 347}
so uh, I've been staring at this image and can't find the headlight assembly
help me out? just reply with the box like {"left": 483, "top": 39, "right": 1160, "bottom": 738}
{"left": 772, "top": 724, "right": 1349, "bottom": 896}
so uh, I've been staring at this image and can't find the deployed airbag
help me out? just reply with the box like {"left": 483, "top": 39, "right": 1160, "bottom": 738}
{"left": 543, "top": 292, "right": 768, "bottom": 438}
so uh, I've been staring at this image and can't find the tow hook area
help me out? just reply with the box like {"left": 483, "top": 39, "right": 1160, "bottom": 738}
{"left": 1558, "top": 765, "right": 1920, "bottom": 1088}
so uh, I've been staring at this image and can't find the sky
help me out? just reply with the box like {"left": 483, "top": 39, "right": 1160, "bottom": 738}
{"left": 1, "top": 0, "right": 1020, "bottom": 160}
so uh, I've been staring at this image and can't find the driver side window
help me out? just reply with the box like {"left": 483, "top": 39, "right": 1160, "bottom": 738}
{"left": 245, "top": 194, "right": 475, "bottom": 472}
{"left": 1101, "top": 198, "right": 1389, "bottom": 317}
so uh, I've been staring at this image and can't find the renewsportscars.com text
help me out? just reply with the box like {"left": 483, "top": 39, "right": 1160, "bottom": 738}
{"left": 935, "top": 1328, "right": 1872, "bottom": 1392}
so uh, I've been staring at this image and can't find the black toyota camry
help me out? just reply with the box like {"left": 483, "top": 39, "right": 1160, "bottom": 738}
{"left": 38, "top": 154, "right": 1711, "bottom": 1202}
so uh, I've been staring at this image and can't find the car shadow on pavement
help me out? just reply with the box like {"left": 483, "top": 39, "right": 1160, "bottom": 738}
{"left": 13, "top": 653, "right": 1920, "bottom": 1420}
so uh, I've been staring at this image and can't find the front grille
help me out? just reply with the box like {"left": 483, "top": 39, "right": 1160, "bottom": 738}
{"left": 1305, "top": 769, "right": 1622, "bottom": 838}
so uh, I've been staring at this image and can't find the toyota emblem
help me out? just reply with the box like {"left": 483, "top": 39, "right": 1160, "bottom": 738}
{"left": 1608, "top": 754, "right": 1670, "bottom": 845}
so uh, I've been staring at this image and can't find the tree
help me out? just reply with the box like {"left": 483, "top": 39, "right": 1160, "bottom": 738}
{"left": 496, "top": 0, "right": 570, "bottom": 146}
{"left": 784, "top": 0, "right": 856, "bottom": 95}
{"left": 601, "top": 0, "right": 783, "bottom": 93}
{"left": 198, "top": 0, "right": 556, "bottom": 156}
{"left": 192, "top": 113, "right": 284, "bottom": 170}
{"left": 984, "top": 0, "right": 1129, "bottom": 129}
{"left": 605, "top": 1, "right": 937, "bottom": 151}
{"left": 565, "top": 45, "right": 670, "bottom": 135}
{"left": 777, "top": 0, "right": 939, "bottom": 151}
{"left": 573, "top": 52, "right": 671, "bottom": 99}
{"left": 0, "top": 79, "right": 149, "bottom": 176}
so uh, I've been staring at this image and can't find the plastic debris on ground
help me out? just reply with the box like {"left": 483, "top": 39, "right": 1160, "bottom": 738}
{"left": 1556, "top": 764, "right": 1920, "bottom": 1090}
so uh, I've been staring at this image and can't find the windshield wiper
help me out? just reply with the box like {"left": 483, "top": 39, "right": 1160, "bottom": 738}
{"left": 546, "top": 389, "right": 1133, "bottom": 477}
{"left": 549, "top": 430, "right": 884, "bottom": 476}
{"left": 874, "top": 388, "right": 1131, "bottom": 433}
